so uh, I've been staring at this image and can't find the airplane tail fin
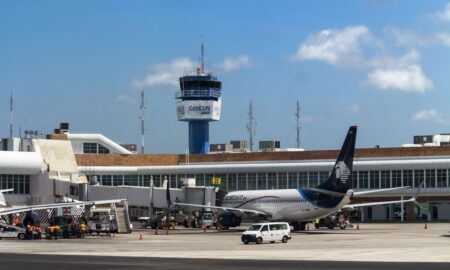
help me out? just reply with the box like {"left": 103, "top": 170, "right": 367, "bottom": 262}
{"left": 317, "top": 126, "right": 357, "bottom": 194}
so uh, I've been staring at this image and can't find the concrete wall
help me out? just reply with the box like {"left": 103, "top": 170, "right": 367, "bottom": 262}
{"left": 30, "top": 174, "right": 55, "bottom": 204}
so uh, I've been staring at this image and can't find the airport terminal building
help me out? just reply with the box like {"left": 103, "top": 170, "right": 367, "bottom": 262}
{"left": 2, "top": 130, "right": 450, "bottom": 222}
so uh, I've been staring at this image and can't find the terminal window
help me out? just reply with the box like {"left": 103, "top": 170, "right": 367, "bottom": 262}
{"left": 0, "top": 175, "right": 30, "bottom": 194}
{"left": 83, "top": 143, "right": 97, "bottom": 153}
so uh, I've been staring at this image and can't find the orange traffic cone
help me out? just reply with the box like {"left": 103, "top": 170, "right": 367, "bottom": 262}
{"left": 356, "top": 224, "right": 359, "bottom": 230}
{"left": 139, "top": 234, "right": 143, "bottom": 240}
{"left": 424, "top": 223, "right": 428, "bottom": 229}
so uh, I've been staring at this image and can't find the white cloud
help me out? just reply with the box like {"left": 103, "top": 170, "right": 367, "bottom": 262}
{"left": 290, "top": 25, "right": 374, "bottom": 66}
{"left": 116, "top": 95, "right": 136, "bottom": 105}
{"left": 366, "top": 64, "right": 433, "bottom": 93}
{"left": 434, "top": 32, "right": 450, "bottom": 46}
{"left": 292, "top": 25, "right": 434, "bottom": 93}
{"left": 216, "top": 55, "right": 252, "bottom": 72}
{"left": 132, "top": 55, "right": 253, "bottom": 88}
{"left": 434, "top": 2, "right": 450, "bottom": 22}
{"left": 132, "top": 57, "right": 194, "bottom": 88}
{"left": 384, "top": 28, "right": 427, "bottom": 47}
{"left": 345, "top": 104, "right": 360, "bottom": 113}
{"left": 412, "top": 109, "right": 448, "bottom": 123}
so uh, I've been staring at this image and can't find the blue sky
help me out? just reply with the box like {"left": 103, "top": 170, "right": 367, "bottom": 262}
{"left": 2, "top": 1, "right": 450, "bottom": 153}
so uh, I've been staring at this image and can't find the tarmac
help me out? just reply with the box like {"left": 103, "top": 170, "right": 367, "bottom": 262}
{"left": 1, "top": 223, "right": 450, "bottom": 263}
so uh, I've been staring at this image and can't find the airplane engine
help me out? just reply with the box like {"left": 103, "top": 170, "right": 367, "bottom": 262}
{"left": 218, "top": 212, "right": 241, "bottom": 229}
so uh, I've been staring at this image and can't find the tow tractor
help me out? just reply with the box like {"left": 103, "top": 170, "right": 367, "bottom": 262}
{"left": 313, "top": 211, "right": 353, "bottom": 230}
{"left": 87, "top": 208, "right": 118, "bottom": 234}
{"left": 182, "top": 211, "right": 214, "bottom": 228}
{"left": 0, "top": 222, "right": 27, "bottom": 240}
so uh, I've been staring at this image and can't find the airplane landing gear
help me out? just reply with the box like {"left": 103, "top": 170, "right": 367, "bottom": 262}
{"left": 290, "top": 221, "right": 307, "bottom": 231}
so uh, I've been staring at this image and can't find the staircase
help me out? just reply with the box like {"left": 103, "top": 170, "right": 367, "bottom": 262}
{"left": 114, "top": 201, "right": 131, "bottom": 234}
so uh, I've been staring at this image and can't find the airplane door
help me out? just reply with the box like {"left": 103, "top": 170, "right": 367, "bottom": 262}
{"left": 260, "top": 225, "right": 271, "bottom": 242}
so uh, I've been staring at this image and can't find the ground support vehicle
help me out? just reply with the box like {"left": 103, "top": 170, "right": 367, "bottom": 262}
{"left": 182, "top": 211, "right": 214, "bottom": 228}
{"left": 313, "top": 211, "right": 353, "bottom": 230}
{"left": 87, "top": 209, "right": 118, "bottom": 235}
{"left": 241, "top": 222, "right": 291, "bottom": 245}
{"left": 0, "top": 223, "right": 27, "bottom": 240}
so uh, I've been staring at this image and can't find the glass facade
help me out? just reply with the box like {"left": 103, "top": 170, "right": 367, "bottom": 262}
{"left": 298, "top": 172, "right": 308, "bottom": 188}
{"left": 370, "top": 171, "right": 380, "bottom": 189}
{"left": 278, "top": 173, "right": 287, "bottom": 189}
{"left": 0, "top": 175, "right": 30, "bottom": 194}
{"left": 89, "top": 169, "right": 450, "bottom": 190}
{"left": 83, "top": 143, "right": 110, "bottom": 154}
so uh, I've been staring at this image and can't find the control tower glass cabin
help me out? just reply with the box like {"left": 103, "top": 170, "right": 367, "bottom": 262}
{"left": 176, "top": 68, "right": 222, "bottom": 154}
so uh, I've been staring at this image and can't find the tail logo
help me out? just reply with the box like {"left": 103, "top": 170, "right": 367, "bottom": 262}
{"left": 335, "top": 161, "right": 351, "bottom": 184}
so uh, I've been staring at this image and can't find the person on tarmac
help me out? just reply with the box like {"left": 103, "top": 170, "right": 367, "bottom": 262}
{"left": 47, "top": 225, "right": 54, "bottom": 240}
{"left": 80, "top": 222, "right": 87, "bottom": 238}
{"left": 53, "top": 225, "right": 60, "bottom": 240}
{"left": 48, "top": 225, "right": 60, "bottom": 240}
{"left": 26, "top": 225, "right": 33, "bottom": 240}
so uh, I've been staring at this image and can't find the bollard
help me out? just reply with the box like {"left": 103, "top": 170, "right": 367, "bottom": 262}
{"left": 203, "top": 226, "right": 207, "bottom": 233}
{"left": 166, "top": 227, "right": 169, "bottom": 235}
{"left": 155, "top": 228, "right": 158, "bottom": 235}
{"left": 139, "top": 234, "right": 143, "bottom": 240}
{"left": 356, "top": 224, "right": 359, "bottom": 230}
{"left": 424, "top": 223, "right": 428, "bottom": 229}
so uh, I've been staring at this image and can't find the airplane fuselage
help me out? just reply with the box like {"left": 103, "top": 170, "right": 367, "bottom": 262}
{"left": 221, "top": 189, "right": 352, "bottom": 221}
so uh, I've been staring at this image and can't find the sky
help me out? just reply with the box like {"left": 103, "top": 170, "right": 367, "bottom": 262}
{"left": 2, "top": 1, "right": 450, "bottom": 153}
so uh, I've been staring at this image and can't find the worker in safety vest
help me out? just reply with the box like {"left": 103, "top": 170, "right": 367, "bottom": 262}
{"left": 26, "top": 225, "right": 32, "bottom": 240}
{"left": 80, "top": 222, "right": 87, "bottom": 238}
{"left": 47, "top": 225, "right": 54, "bottom": 240}
{"left": 48, "top": 225, "right": 60, "bottom": 240}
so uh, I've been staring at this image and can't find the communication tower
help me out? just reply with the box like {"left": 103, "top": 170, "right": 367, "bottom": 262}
{"left": 296, "top": 99, "right": 301, "bottom": 148}
{"left": 176, "top": 42, "right": 222, "bottom": 154}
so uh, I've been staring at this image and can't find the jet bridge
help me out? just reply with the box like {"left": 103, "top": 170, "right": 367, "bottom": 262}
{"left": 86, "top": 184, "right": 216, "bottom": 219}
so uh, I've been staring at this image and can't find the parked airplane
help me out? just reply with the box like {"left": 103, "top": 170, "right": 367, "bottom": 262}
{"left": 173, "top": 126, "right": 417, "bottom": 230}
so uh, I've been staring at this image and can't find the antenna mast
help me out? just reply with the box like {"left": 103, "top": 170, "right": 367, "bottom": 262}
{"left": 200, "top": 35, "right": 204, "bottom": 74}
{"left": 139, "top": 90, "right": 146, "bottom": 154}
{"left": 295, "top": 99, "right": 301, "bottom": 148}
{"left": 9, "top": 91, "right": 13, "bottom": 138}
{"left": 247, "top": 99, "right": 256, "bottom": 152}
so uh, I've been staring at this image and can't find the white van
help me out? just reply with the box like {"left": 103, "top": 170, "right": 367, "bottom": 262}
{"left": 241, "top": 222, "right": 291, "bottom": 244}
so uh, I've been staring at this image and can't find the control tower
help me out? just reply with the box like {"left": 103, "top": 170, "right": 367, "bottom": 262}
{"left": 176, "top": 44, "right": 222, "bottom": 154}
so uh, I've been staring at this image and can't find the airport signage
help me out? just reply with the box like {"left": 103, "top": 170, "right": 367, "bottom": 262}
{"left": 212, "top": 177, "right": 221, "bottom": 185}
{"left": 176, "top": 100, "right": 221, "bottom": 121}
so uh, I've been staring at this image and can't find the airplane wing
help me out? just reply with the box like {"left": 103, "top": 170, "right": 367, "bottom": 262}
{"left": 353, "top": 187, "right": 411, "bottom": 197}
{"left": 174, "top": 202, "right": 269, "bottom": 217}
{"left": 343, "top": 197, "right": 415, "bottom": 210}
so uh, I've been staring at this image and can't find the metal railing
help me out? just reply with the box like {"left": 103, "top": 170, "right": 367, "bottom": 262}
{"left": 175, "top": 89, "right": 221, "bottom": 99}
